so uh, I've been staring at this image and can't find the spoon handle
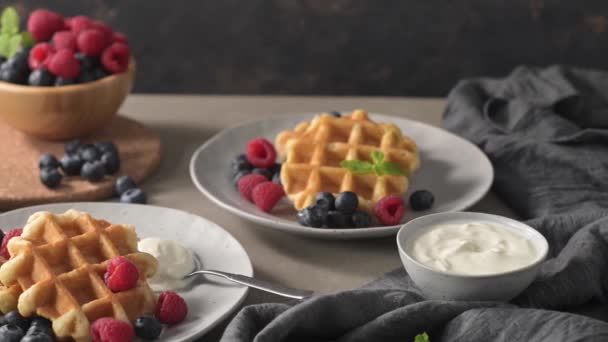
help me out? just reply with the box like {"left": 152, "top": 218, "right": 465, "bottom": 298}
{"left": 188, "top": 269, "right": 314, "bottom": 300}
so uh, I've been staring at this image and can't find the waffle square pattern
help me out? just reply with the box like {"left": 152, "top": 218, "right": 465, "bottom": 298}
{"left": 276, "top": 110, "right": 420, "bottom": 212}
{"left": 0, "top": 210, "right": 158, "bottom": 341}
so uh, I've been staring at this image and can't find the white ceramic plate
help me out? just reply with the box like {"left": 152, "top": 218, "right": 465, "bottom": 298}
{"left": 190, "top": 112, "right": 494, "bottom": 239}
{"left": 0, "top": 202, "right": 252, "bottom": 342}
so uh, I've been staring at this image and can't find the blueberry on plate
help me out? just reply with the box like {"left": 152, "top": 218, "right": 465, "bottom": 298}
{"left": 64, "top": 139, "right": 82, "bottom": 155}
{"left": 4, "top": 311, "right": 31, "bottom": 332}
{"left": 28, "top": 69, "right": 55, "bottom": 87}
{"left": 28, "top": 316, "right": 52, "bottom": 335}
{"left": 326, "top": 211, "right": 351, "bottom": 228}
{"left": 115, "top": 175, "right": 137, "bottom": 195}
{"left": 0, "top": 230, "right": 4, "bottom": 247}
{"left": 79, "top": 144, "right": 101, "bottom": 162}
{"left": 270, "top": 163, "right": 282, "bottom": 175}
{"left": 80, "top": 161, "right": 105, "bottom": 182}
{"left": 120, "top": 188, "right": 147, "bottom": 204}
{"left": 315, "top": 192, "right": 335, "bottom": 211}
{"left": 59, "top": 155, "right": 83, "bottom": 176}
{"left": 40, "top": 167, "right": 62, "bottom": 188}
{"left": 133, "top": 316, "right": 162, "bottom": 340}
{"left": 330, "top": 111, "right": 341, "bottom": 118}
{"left": 351, "top": 211, "right": 371, "bottom": 228}
{"left": 231, "top": 154, "right": 252, "bottom": 174}
{"left": 0, "top": 324, "right": 24, "bottom": 342}
{"left": 101, "top": 151, "right": 120, "bottom": 174}
{"left": 409, "top": 190, "right": 434, "bottom": 211}
{"left": 271, "top": 172, "right": 281, "bottom": 185}
{"left": 38, "top": 153, "right": 59, "bottom": 169}
{"left": 21, "top": 330, "right": 53, "bottom": 342}
{"left": 335, "top": 191, "right": 358, "bottom": 215}
{"left": 233, "top": 170, "right": 251, "bottom": 186}
{"left": 297, "top": 206, "right": 327, "bottom": 228}
{"left": 251, "top": 168, "right": 272, "bottom": 180}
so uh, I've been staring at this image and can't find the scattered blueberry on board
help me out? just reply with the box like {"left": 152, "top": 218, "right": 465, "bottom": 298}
{"left": 0, "top": 311, "right": 53, "bottom": 342}
{"left": 116, "top": 175, "right": 147, "bottom": 204}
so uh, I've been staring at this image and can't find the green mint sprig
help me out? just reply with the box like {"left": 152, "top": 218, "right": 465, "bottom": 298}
{"left": 0, "top": 7, "right": 35, "bottom": 58}
{"left": 414, "top": 332, "right": 430, "bottom": 342}
{"left": 340, "top": 150, "right": 407, "bottom": 176}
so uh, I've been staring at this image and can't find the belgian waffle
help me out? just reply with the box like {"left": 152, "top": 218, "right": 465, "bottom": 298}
{"left": 276, "top": 110, "right": 420, "bottom": 212}
{"left": 0, "top": 210, "right": 158, "bottom": 341}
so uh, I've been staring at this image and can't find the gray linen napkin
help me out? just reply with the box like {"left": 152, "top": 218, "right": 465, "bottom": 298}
{"left": 221, "top": 65, "right": 608, "bottom": 342}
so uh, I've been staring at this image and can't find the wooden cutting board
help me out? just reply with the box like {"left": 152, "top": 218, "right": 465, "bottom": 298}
{"left": 0, "top": 115, "right": 161, "bottom": 211}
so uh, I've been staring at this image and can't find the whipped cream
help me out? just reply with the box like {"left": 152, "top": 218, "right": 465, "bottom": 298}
{"left": 407, "top": 222, "right": 539, "bottom": 276}
{"left": 138, "top": 237, "right": 195, "bottom": 292}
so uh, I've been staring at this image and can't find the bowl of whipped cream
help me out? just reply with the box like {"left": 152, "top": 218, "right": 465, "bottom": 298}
{"left": 397, "top": 212, "right": 548, "bottom": 301}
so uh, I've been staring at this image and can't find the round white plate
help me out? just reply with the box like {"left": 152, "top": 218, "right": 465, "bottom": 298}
{"left": 0, "top": 202, "right": 252, "bottom": 342}
{"left": 190, "top": 112, "right": 494, "bottom": 239}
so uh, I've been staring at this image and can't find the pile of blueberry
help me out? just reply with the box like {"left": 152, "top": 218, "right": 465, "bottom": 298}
{"left": 38, "top": 140, "right": 147, "bottom": 204}
{"left": 298, "top": 191, "right": 372, "bottom": 228}
{"left": 0, "top": 311, "right": 53, "bottom": 342}
{"left": 231, "top": 154, "right": 281, "bottom": 186}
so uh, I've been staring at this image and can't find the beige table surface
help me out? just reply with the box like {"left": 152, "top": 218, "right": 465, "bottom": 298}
{"left": 120, "top": 95, "right": 516, "bottom": 341}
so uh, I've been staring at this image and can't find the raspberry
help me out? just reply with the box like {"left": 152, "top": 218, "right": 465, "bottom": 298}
{"left": 91, "top": 318, "right": 134, "bottom": 342}
{"left": 156, "top": 291, "right": 188, "bottom": 325}
{"left": 27, "top": 9, "right": 65, "bottom": 42}
{"left": 91, "top": 21, "right": 114, "bottom": 45}
{"left": 104, "top": 256, "right": 139, "bottom": 292}
{"left": 77, "top": 29, "right": 108, "bottom": 57}
{"left": 374, "top": 195, "right": 405, "bottom": 226}
{"left": 48, "top": 49, "right": 80, "bottom": 79}
{"left": 65, "top": 16, "right": 93, "bottom": 34}
{"left": 251, "top": 182, "right": 285, "bottom": 213}
{"left": 1, "top": 229, "right": 23, "bottom": 259}
{"left": 101, "top": 42, "right": 130, "bottom": 74}
{"left": 113, "top": 32, "right": 129, "bottom": 45}
{"left": 237, "top": 174, "right": 267, "bottom": 202}
{"left": 28, "top": 43, "right": 55, "bottom": 70}
{"left": 246, "top": 138, "right": 277, "bottom": 168}
{"left": 52, "top": 31, "right": 77, "bottom": 51}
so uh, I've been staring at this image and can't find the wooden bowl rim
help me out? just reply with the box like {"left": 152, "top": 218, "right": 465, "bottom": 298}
{"left": 0, "top": 58, "right": 135, "bottom": 93}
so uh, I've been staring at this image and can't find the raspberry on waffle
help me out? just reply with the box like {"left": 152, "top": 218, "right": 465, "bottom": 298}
{"left": 275, "top": 109, "right": 420, "bottom": 212}
{"left": 0, "top": 210, "right": 158, "bottom": 342}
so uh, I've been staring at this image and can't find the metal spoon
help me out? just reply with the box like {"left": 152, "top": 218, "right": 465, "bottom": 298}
{"left": 183, "top": 256, "right": 314, "bottom": 300}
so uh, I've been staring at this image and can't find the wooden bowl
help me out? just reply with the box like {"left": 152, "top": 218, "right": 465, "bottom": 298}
{"left": 0, "top": 60, "right": 135, "bottom": 140}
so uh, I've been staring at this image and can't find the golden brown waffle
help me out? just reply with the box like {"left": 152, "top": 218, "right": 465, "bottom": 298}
{"left": 276, "top": 109, "right": 420, "bottom": 212}
{"left": 0, "top": 210, "right": 158, "bottom": 342}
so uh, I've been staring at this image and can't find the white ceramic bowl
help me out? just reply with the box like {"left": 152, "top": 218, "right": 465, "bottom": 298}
{"left": 396, "top": 212, "right": 548, "bottom": 301}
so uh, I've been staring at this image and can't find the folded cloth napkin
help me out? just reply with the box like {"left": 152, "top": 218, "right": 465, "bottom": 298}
{"left": 221, "top": 65, "right": 608, "bottom": 342}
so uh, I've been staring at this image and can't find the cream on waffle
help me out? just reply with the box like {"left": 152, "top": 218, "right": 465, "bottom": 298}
{"left": 276, "top": 110, "right": 420, "bottom": 212}
{"left": 0, "top": 210, "right": 158, "bottom": 341}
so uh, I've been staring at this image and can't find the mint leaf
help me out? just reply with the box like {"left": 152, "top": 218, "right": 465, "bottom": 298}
{"left": 6, "top": 34, "right": 21, "bottom": 57}
{"left": 340, "top": 160, "right": 374, "bottom": 174}
{"left": 376, "top": 161, "right": 407, "bottom": 176}
{"left": 371, "top": 150, "right": 384, "bottom": 164}
{"left": 0, "top": 33, "right": 10, "bottom": 57}
{"left": 1, "top": 7, "right": 19, "bottom": 35}
{"left": 20, "top": 31, "right": 34, "bottom": 48}
{"left": 414, "top": 332, "right": 430, "bottom": 342}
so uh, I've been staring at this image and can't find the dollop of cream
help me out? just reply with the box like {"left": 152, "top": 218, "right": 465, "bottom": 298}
{"left": 138, "top": 237, "right": 196, "bottom": 291}
{"left": 407, "top": 222, "right": 539, "bottom": 276}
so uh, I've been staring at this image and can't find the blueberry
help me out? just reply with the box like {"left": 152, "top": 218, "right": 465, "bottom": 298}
{"left": 330, "top": 111, "right": 341, "bottom": 118}
{"left": 0, "top": 230, "right": 4, "bottom": 247}
{"left": 80, "top": 161, "right": 105, "bottom": 181}
{"left": 409, "top": 190, "right": 434, "bottom": 211}
{"left": 54, "top": 77, "right": 75, "bottom": 86}
{"left": 38, "top": 153, "right": 59, "bottom": 169}
{"left": 233, "top": 170, "right": 250, "bottom": 186}
{"left": 92, "top": 67, "right": 109, "bottom": 80}
{"left": 351, "top": 211, "right": 371, "bottom": 228}
{"left": 4, "top": 311, "right": 30, "bottom": 332}
{"left": 231, "top": 154, "right": 252, "bottom": 174}
{"left": 21, "top": 331, "right": 53, "bottom": 342}
{"left": 95, "top": 141, "right": 119, "bottom": 155}
{"left": 115, "top": 175, "right": 137, "bottom": 195}
{"left": 315, "top": 192, "right": 335, "bottom": 211}
{"left": 59, "top": 155, "right": 83, "bottom": 176}
{"left": 297, "top": 206, "right": 326, "bottom": 228}
{"left": 28, "top": 69, "right": 55, "bottom": 86}
{"left": 76, "top": 70, "right": 96, "bottom": 83}
{"left": 28, "top": 317, "right": 51, "bottom": 335}
{"left": 133, "top": 316, "right": 162, "bottom": 340}
{"left": 101, "top": 151, "right": 120, "bottom": 174}
{"left": 120, "top": 188, "right": 147, "bottom": 204}
{"left": 270, "top": 163, "right": 282, "bottom": 175}
{"left": 0, "top": 63, "right": 27, "bottom": 84}
{"left": 40, "top": 167, "right": 62, "bottom": 188}
{"left": 79, "top": 144, "right": 101, "bottom": 162}
{"left": 75, "top": 52, "right": 99, "bottom": 71}
{"left": 0, "top": 56, "right": 6, "bottom": 64}
{"left": 271, "top": 172, "right": 281, "bottom": 185}
{"left": 326, "top": 211, "right": 351, "bottom": 228}
{"left": 0, "top": 324, "right": 24, "bottom": 342}
{"left": 251, "top": 168, "right": 272, "bottom": 180}
{"left": 8, "top": 50, "right": 29, "bottom": 72}
{"left": 64, "top": 139, "right": 81, "bottom": 155}
{"left": 335, "top": 191, "right": 358, "bottom": 215}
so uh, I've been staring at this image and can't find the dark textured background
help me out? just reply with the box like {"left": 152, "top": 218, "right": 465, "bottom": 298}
{"left": 3, "top": 0, "right": 608, "bottom": 95}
